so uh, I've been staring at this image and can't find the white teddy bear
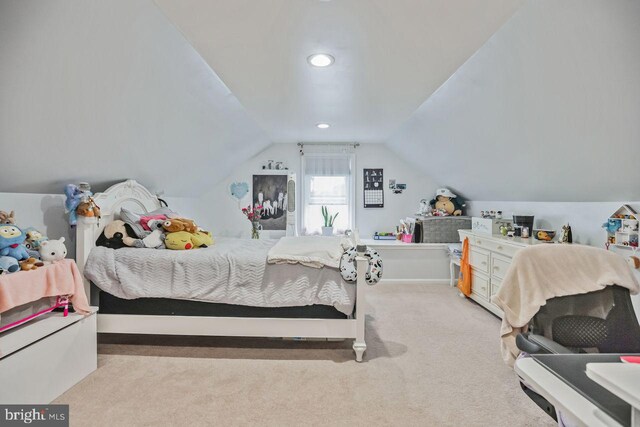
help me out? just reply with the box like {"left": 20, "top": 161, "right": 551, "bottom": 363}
{"left": 38, "top": 237, "right": 68, "bottom": 264}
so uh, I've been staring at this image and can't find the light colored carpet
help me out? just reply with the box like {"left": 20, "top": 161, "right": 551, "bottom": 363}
{"left": 54, "top": 284, "right": 554, "bottom": 427}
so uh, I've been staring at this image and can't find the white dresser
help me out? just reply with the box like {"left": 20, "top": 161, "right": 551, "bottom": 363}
{"left": 458, "top": 230, "right": 544, "bottom": 317}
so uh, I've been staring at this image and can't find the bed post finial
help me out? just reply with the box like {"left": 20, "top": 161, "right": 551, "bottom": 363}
{"left": 124, "top": 179, "right": 138, "bottom": 189}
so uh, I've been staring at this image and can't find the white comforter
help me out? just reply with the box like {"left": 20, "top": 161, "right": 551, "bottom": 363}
{"left": 267, "top": 236, "right": 351, "bottom": 268}
{"left": 84, "top": 237, "right": 355, "bottom": 315}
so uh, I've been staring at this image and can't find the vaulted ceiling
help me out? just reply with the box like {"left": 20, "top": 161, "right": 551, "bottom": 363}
{"left": 154, "top": 0, "right": 523, "bottom": 143}
{"left": 0, "top": 0, "right": 271, "bottom": 196}
{"left": 387, "top": 0, "right": 640, "bottom": 201}
{"left": 2, "top": 0, "right": 637, "bottom": 201}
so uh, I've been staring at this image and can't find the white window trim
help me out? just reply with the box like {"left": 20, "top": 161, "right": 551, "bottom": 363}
{"left": 300, "top": 152, "right": 356, "bottom": 235}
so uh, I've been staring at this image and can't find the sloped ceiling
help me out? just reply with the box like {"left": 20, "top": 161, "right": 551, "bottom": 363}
{"left": 153, "top": 0, "right": 523, "bottom": 143}
{"left": 5, "top": 0, "right": 636, "bottom": 202}
{"left": 387, "top": 0, "right": 640, "bottom": 202}
{"left": 0, "top": 0, "right": 271, "bottom": 195}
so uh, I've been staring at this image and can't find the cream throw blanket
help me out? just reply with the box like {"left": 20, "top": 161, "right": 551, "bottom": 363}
{"left": 492, "top": 244, "right": 639, "bottom": 366}
{"left": 267, "top": 236, "right": 351, "bottom": 269}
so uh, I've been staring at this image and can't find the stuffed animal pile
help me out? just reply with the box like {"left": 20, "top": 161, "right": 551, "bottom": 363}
{"left": 98, "top": 207, "right": 214, "bottom": 251}
{"left": 160, "top": 217, "right": 212, "bottom": 250}
{"left": 0, "top": 211, "right": 67, "bottom": 275}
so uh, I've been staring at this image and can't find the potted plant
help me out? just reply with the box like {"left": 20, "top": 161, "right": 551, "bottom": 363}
{"left": 321, "top": 206, "right": 339, "bottom": 236}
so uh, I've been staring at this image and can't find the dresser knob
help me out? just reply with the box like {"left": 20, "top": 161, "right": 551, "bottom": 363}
{"left": 497, "top": 245, "right": 503, "bottom": 250}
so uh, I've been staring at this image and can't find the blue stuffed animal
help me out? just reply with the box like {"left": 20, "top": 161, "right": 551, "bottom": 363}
{"left": 603, "top": 219, "right": 622, "bottom": 234}
{"left": 65, "top": 184, "right": 84, "bottom": 226}
{"left": 0, "top": 256, "right": 19, "bottom": 274}
{"left": 0, "top": 224, "right": 30, "bottom": 261}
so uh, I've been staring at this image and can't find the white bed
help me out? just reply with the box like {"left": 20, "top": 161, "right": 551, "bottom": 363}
{"left": 75, "top": 180, "right": 371, "bottom": 361}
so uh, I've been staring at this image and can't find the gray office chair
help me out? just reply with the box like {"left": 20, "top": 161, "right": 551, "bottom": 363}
{"left": 516, "top": 285, "right": 640, "bottom": 420}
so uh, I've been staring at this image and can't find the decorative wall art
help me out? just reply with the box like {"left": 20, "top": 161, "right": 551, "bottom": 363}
{"left": 363, "top": 168, "right": 384, "bottom": 208}
{"left": 253, "top": 174, "right": 288, "bottom": 230}
{"left": 229, "top": 182, "right": 249, "bottom": 204}
{"left": 388, "top": 179, "right": 407, "bottom": 194}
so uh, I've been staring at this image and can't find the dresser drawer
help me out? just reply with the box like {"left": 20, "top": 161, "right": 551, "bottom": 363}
{"left": 469, "top": 248, "right": 490, "bottom": 273}
{"left": 491, "top": 277, "right": 502, "bottom": 297}
{"left": 474, "top": 238, "right": 519, "bottom": 258}
{"left": 471, "top": 270, "right": 489, "bottom": 300}
{"left": 491, "top": 254, "right": 512, "bottom": 280}
{"left": 493, "top": 242, "right": 520, "bottom": 258}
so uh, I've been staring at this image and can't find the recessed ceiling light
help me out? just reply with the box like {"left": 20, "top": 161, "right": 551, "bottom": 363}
{"left": 316, "top": 123, "right": 330, "bottom": 129}
{"left": 307, "top": 53, "right": 334, "bottom": 67}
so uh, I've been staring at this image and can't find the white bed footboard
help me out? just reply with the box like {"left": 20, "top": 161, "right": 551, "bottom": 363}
{"left": 76, "top": 180, "right": 371, "bottom": 362}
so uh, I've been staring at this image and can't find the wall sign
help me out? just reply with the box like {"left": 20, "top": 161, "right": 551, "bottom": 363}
{"left": 363, "top": 168, "right": 384, "bottom": 208}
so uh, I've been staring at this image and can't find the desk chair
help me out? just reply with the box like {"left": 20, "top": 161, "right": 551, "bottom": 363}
{"left": 516, "top": 285, "right": 640, "bottom": 421}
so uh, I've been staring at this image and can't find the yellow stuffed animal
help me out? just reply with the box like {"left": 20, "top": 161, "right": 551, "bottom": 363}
{"left": 192, "top": 231, "right": 213, "bottom": 247}
{"left": 165, "top": 231, "right": 213, "bottom": 250}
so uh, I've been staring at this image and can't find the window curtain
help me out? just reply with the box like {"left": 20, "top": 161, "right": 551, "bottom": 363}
{"left": 303, "top": 156, "right": 352, "bottom": 177}
{"left": 300, "top": 144, "right": 356, "bottom": 235}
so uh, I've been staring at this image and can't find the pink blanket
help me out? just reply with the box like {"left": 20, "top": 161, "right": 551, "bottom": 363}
{"left": 0, "top": 259, "right": 90, "bottom": 314}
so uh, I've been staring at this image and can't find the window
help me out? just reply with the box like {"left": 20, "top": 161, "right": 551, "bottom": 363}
{"left": 301, "top": 152, "right": 355, "bottom": 235}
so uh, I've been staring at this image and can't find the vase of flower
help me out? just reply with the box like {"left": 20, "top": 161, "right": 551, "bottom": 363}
{"left": 251, "top": 221, "right": 261, "bottom": 239}
{"left": 241, "top": 205, "right": 263, "bottom": 239}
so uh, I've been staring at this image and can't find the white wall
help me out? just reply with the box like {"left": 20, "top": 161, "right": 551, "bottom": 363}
{"left": 387, "top": 0, "right": 640, "bottom": 202}
{"left": 0, "top": 192, "right": 202, "bottom": 260}
{"left": 467, "top": 200, "right": 640, "bottom": 315}
{"left": 0, "top": 0, "right": 270, "bottom": 196}
{"left": 198, "top": 143, "right": 438, "bottom": 238}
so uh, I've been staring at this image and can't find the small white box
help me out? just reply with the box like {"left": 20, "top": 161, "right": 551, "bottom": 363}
{"left": 471, "top": 217, "right": 513, "bottom": 235}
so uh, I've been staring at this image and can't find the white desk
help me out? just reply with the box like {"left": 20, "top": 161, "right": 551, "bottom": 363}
{"left": 587, "top": 363, "right": 640, "bottom": 427}
{"left": 515, "top": 357, "right": 623, "bottom": 427}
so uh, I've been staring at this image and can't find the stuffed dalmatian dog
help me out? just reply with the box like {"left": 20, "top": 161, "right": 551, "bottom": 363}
{"left": 339, "top": 246, "right": 383, "bottom": 285}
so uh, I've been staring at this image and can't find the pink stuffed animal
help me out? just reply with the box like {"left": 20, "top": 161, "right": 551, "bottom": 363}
{"left": 139, "top": 214, "right": 167, "bottom": 231}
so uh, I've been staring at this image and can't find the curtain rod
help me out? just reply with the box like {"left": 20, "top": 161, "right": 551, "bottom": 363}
{"left": 297, "top": 142, "right": 360, "bottom": 155}
{"left": 297, "top": 142, "right": 360, "bottom": 147}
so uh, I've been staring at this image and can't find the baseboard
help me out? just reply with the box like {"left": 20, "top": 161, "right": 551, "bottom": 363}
{"left": 378, "top": 279, "right": 450, "bottom": 285}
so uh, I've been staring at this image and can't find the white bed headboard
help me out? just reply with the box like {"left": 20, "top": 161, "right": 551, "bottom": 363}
{"left": 76, "top": 180, "right": 161, "bottom": 298}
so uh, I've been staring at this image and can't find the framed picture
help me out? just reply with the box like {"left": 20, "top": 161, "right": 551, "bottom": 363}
{"left": 252, "top": 173, "right": 288, "bottom": 230}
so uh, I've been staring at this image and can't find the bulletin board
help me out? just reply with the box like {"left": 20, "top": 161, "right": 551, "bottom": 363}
{"left": 363, "top": 168, "right": 384, "bottom": 208}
